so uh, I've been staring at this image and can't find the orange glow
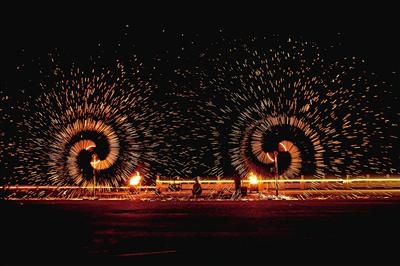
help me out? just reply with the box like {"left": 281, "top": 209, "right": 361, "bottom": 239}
{"left": 249, "top": 172, "right": 259, "bottom": 185}
{"left": 266, "top": 152, "right": 275, "bottom": 162}
{"left": 279, "top": 142, "right": 288, "bottom": 152}
{"left": 129, "top": 171, "right": 142, "bottom": 186}
{"left": 85, "top": 143, "right": 96, "bottom": 151}
{"left": 90, "top": 154, "right": 100, "bottom": 168}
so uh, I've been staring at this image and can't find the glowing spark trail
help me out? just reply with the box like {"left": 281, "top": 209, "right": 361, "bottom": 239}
{"left": 15, "top": 63, "right": 153, "bottom": 188}
{"left": 2, "top": 32, "right": 399, "bottom": 198}
{"left": 201, "top": 36, "right": 398, "bottom": 180}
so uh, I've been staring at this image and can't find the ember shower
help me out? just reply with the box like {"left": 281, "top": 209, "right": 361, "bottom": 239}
{"left": 1, "top": 35, "right": 398, "bottom": 186}
{"left": 197, "top": 36, "right": 398, "bottom": 179}
{"left": 11, "top": 59, "right": 155, "bottom": 187}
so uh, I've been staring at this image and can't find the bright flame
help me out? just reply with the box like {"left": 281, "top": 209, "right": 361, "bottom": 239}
{"left": 129, "top": 171, "right": 142, "bottom": 186}
{"left": 90, "top": 154, "right": 100, "bottom": 167}
{"left": 249, "top": 172, "right": 259, "bottom": 185}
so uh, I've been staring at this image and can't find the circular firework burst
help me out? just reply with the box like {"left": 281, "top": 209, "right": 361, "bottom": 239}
{"left": 16, "top": 63, "right": 153, "bottom": 187}
{"left": 203, "top": 36, "right": 399, "bottom": 179}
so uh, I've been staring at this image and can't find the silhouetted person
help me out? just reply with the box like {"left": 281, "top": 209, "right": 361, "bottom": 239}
{"left": 233, "top": 172, "right": 242, "bottom": 199}
{"left": 192, "top": 178, "right": 202, "bottom": 198}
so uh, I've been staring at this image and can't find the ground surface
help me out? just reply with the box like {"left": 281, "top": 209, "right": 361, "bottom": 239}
{"left": 2, "top": 199, "right": 400, "bottom": 265}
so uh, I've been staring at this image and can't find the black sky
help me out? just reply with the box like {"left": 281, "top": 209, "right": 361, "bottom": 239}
{"left": 3, "top": 1, "right": 400, "bottom": 77}
{"left": 3, "top": 2, "right": 399, "bottom": 110}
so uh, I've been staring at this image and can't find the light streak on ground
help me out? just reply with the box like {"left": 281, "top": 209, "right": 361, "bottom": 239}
{"left": 3, "top": 177, "right": 400, "bottom": 188}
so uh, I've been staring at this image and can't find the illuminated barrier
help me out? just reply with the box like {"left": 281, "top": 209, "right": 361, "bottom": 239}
{"left": 153, "top": 176, "right": 400, "bottom": 193}
{"left": 2, "top": 176, "right": 400, "bottom": 192}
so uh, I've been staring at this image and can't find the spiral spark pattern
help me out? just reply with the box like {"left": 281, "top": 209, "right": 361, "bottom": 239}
{"left": 251, "top": 122, "right": 303, "bottom": 177}
{"left": 203, "top": 36, "right": 398, "bottom": 179}
{"left": 16, "top": 64, "right": 152, "bottom": 187}
{"left": 61, "top": 120, "right": 120, "bottom": 185}
{"left": 237, "top": 114, "right": 322, "bottom": 178}
{"left": 4, "top": 32, "right": 399, "bottom": 188}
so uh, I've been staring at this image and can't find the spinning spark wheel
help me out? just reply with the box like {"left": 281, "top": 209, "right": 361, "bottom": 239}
{"left": 19, "top": 66, "right": 151, "bottom": 187}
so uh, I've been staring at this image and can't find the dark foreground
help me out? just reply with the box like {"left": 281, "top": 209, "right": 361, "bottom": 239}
{"left": 2, "top": 199, "right": 400, "bottom": 265}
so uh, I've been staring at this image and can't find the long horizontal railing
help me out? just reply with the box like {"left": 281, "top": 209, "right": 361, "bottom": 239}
{"left": 2, "top": 176, "right": 400, "bottom": 190}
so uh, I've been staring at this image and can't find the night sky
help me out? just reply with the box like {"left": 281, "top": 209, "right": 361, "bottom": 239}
{"left": 1, "top": 2, "right": 399, "bottom": 185}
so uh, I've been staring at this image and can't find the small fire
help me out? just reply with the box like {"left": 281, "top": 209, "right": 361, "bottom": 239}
{"left": 249, "top": 172, "right": 259, "bottom": 185}
{"left": 129, "top": 171, "right": 142, "bottom": 186}
{"left": 90, "top": 154, "right": 100, "bottom": 168}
